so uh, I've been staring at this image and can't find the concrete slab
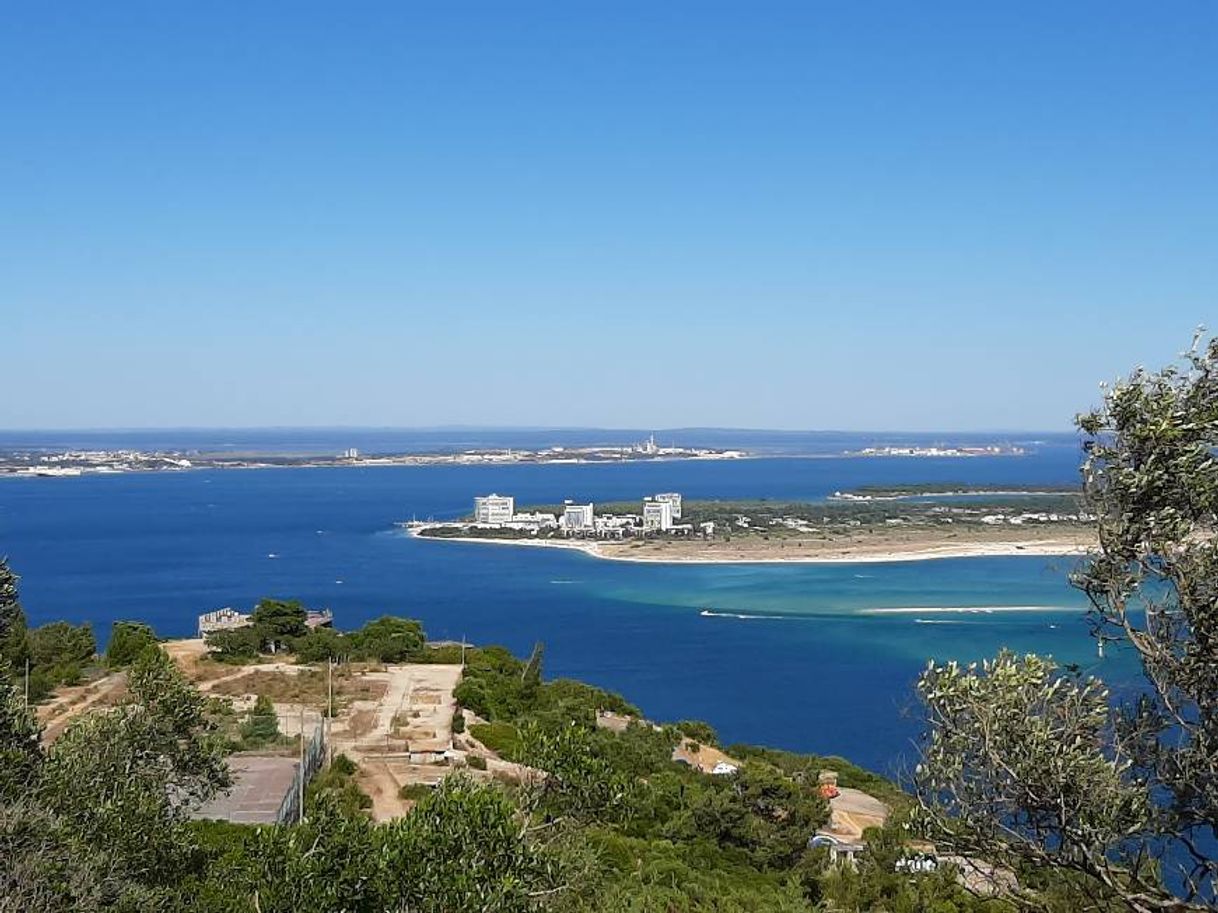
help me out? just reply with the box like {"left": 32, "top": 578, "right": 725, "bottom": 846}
{"left": 193, "top": 755, "right": 299, "bottom": 824}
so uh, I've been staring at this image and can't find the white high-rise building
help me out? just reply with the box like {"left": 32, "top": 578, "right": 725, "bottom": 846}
{"left": 642, "top": 499, "right": 674, "bottom": 531}
{"left": 652, "top": 492, "right": 682, "bottom": 519}
{"left": 560, "top": 502, "right": 595, "bottom": 531}
{"left": 473, "top": 494, "right": 515, "bottom": 524}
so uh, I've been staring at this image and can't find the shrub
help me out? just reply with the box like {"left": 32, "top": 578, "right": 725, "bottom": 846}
{"left": 292, "top": 627, "right": 348, "bottom": 663}
{"left": 452, "top": 709, "right": 465, "bottom": 734}
{"left": 204, "top": 627, "right": 261, "bottom": 663}
{"left": 28, "top": 621, "right": 96, "bottom": 670}
{"left": 331, "top": 753, "right": 358, "bottom": 776}
{"left": 399, "top": 783, "right": 434, "bottom": 801}
{"left": 239, "top": 695, "right": 280, "bottom": 748}
{"left": 349, "top": 616, "right": 424, "bottom": 663}
{"left": 675, "top": 719, "right": 719, "bottom": 747}
{"left": 105, "top": 621, "right": 158, "bottom": 667}
{"left": 470, "top": 721, "right": 521, "bottom": 759}
{"left": 466, "top": 755, "right": 487, "bottom": 771}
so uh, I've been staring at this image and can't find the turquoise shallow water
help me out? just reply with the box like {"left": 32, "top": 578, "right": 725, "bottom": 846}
{"left": 0, "top": 450, "right": 1134, "bottom": 774}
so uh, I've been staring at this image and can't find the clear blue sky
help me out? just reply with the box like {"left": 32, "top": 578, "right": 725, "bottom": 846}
{"left": 4, "top": 2, "right": 1215, "bottom": 431}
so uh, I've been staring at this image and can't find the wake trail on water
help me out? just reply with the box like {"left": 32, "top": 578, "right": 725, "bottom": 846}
{"left": 863, "top": 605, "right": 1080, "bottom": 616}
{"left": 700, "top": 609, "right": 797, "bottom": 621}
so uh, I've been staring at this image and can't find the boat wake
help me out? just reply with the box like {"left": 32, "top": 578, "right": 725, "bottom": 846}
{"left": 863, "top": 605, "right": 1077, "bottom": 616}
{"left": 700, "top": 609, "right": 791, "bottom": 621}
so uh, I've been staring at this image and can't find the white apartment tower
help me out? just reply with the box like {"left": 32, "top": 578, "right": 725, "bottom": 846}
{"left": 642, "top": 498, "right": 674, "bottom": 531}
{"left": 560, "top": 501, "right": 595, "bottom": 531}
{"left": 652, "top": 492, "right": 682, "bottom": 519}
{"left": 473, "top": 494, "right": 515, "bottom": 524}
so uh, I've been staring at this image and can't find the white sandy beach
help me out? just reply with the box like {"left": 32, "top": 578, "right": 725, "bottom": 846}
{"left": 406, "top": 529, "right": 1090, "bottom": 566}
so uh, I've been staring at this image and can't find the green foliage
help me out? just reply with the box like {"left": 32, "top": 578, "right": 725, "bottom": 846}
{"left": 452, "top": 707, "right": 466, "bottom": 733}
{"left": 399, "top": 783, "right": 434, "bottom": 801}
{"left": 471, "top": 720, "right": 522, "bottom": 758}
{"left": 727, "top": 743, "right": 907, "bottom": 810}
{"left": 466, "top": 754, "right": 487, "bottom": 771}
{"left": 291, "top": 625, "right": 348, "bottom": 663}
{"left": 307, "top": 755, "right": 372, "bottom": 817}
{"left": 454, "top": 644, "right": 637, "bottom": 725}
{"left": 675, "top": 719, "right": 720, "bottom": 746}
{"left": 912, "top": 336, "right": 1218, "bottom": 912}
{"left": 0, "top": 671, "right": 42, "bottom": 802}
{"left": 348, "top": 615, "right": 424, "bottom": 662}
{"left": 106, "top": 620, "right": 159, "bottom": 667}
{"left": 815, "top": 821, "right": 1004, "bottom": 913}
{"left": 238, "top": 695, "right": 281, "bottom": 748}
{"left": 584, "top": 829, "right": 814, "bottom": 912}
{"left": 205, "top": 625, "right": 262, "bottom": 662}
{"left": 2, "top": 644, "right": 229, "bottom": 911}
{"left": 27, "top": 620, "right": 96, "bottom": 691}
{"left": 0, "top": 559, "right": 30, "bottom": 673}
{"left": 660, "top": 762, "right": 829, "bottom": 870}
{"left": 378, "top": 776, "right": 569, "bottom": 913}
{"left": 251, "top": 598, "right": 308, "bottom": 642}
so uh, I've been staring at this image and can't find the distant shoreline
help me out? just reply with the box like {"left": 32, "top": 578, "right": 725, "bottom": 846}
{"left": 405, "top": 528, "right": 1091, "bottom": 566}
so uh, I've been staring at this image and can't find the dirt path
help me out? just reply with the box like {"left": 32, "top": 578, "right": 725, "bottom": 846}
{"left": 38, "top": 672, "right": 128, "bottom": 744}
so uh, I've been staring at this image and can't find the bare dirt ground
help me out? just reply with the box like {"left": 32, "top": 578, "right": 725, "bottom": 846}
{"left": 38, "top": 672, "right": 129, "bottom": 744}
{"left": 821, "top": 788, "right": 890, "bottom": 842}
{"left": 672, "top": 739, "right": 740, "bottom": 773}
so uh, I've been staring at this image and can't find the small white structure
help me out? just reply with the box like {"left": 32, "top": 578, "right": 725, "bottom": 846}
{"left": 560, "top": 502, "right": 595, "bottom": 532}
{"left": 642, "top": 498, "right": 674, "bottom": 531}
{"left": 652, "top": 492, "right": 682, "bottom": 519}
{"left": 710, "top": 761, "right": 739, "bottom": 776}
{"left": 474, "top": 494, "right": 515, "bottom": 524}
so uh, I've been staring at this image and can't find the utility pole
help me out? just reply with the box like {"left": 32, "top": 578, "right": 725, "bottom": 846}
{"left": 327, "top": 659, "right": 334, "bottom": 767}
{"left": 24, "top": 658, "right": 30, "bottom": 708}
{"left": 299, "top": 705, "right": 306, "bottom": 823}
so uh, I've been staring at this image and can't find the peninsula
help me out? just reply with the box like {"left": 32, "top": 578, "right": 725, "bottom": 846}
{"left": 408, "top": 487, "right": 1095, "bottom": 563}
{"left": 0, "top": 435, "right": 744, "bottom": 478}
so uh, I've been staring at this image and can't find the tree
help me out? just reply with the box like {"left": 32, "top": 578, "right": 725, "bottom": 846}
{"left": 0, "top": 671, "right": 41, "bottom": 803}
{"left": 251, "top": 599, "right": 308, "bottom": 649}
{"left": 204, "top": 626, "right": 261, "bottom": 662}
{"left": 915, "top": 335, "right": 1218, "bottom": 912}
{"left": 350, "top": 615, "right": 424, "bottom": 663}
{"left": 0, "top": 559, "right": 30, "bottom": 672}
{"left": 105, "top": 620, "right": 158, "bottom": 667}
{"left": 379, "top": 776, "right": 573, "bottom": 913}
{"left": 28, "top": 621, "right": 96, "bottom": 688}
{"left": 2, "top": 645, "right": 229, "bottom": 912}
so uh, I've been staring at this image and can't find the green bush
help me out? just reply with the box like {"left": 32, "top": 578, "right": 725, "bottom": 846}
{"left": 29, "top": 621, "right": 96, "bottom": 670}
{"left": 470, "top": 721, "right": 521, "bottom": 759}
{"left": 452, "top": 709, "right": 465, "bottom": 733}
{"left": 466, "top": 755, "right": 487, "bottom": 771}
{"left": 105, "top": 621, "right": 158, "bottom": 667}
{"left": 204, "top": 626, "right": 261, "bottom": 663}
{"left": 675, "top": 719, "right": 719, "bottom": 746}
{"left": 399, "top": 783, "right": 434, "bottom": 800}
{"left": 292, "top": 627, "right": 348, "bottom": 663}
{"left": 331, "top": 753, "right": 358, "bottom": 776}
{"left": 348, "top": 616, "right": 424, "bottom": 663}
{"left": 239, "top": 695, "right": 280, "bottom": 748}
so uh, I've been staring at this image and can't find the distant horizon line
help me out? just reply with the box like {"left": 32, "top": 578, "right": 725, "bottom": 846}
{"left": 0, "top": 424, "right": 1079, "bottom": 436}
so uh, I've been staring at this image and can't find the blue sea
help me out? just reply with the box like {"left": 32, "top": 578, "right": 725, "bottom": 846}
{"left": 0, "top": 430, "right": 1133, "bottom": 776}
